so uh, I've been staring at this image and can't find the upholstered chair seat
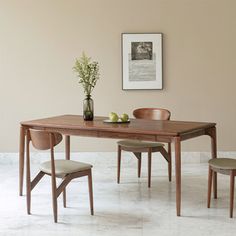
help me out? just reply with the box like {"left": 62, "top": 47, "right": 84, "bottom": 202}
{"left": 208, "top": 158, "right": 236, "bottom": 170}
{"left": 40, "top": 160, "right": 92, "bottom": 177}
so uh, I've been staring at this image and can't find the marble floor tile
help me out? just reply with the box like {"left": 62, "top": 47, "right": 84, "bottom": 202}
{"left": 0, "top": 156, "right": 236, "bottom": 236}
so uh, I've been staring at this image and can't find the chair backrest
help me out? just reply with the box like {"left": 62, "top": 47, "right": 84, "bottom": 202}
{"left": 133, "top": 108, "right": 171, "bottom": 121}
{"left": 29, "top": 129, "right": 63, "bottom": 150}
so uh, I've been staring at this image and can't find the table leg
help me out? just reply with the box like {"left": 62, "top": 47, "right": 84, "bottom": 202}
{"left": 64, "top": 135, "right": 70, "bottom": 207}
{"left": 19, "top": 126, "right": 25, "bottom": 196}
{"left": 65, "top": 135, "right": 70, "bottom": 160}
{"left": 174, "top": 137, "right": 181, "bottom": 216}
{"left": 209, "top": 127, "right": 217, "bottom": 199}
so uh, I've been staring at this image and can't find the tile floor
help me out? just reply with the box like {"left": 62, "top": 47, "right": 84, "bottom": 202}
{"left": 0, "top": 153, "right": 236, "bottom": 236}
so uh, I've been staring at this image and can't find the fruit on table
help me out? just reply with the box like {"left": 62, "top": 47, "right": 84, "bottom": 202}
{"left": 120, "top": 113, "right": 129, "bottom": 122}
{"left": 109, "top": 112, "right": 119, "bottom": 122}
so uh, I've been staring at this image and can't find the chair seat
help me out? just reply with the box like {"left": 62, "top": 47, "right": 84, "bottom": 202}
{"left": 209, "top": 158, "right": 236, "bottom": 170}
{"left": 40, "top": 160, "right": 92, "bottom": 177}
{"left": 117, "top": 139, "right": 164, "bottom": 148}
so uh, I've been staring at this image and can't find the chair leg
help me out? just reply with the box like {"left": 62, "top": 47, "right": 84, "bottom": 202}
{"left": 230, "top": 171, "right": 235, "bottom": 218}
{"left": 51, "top": 177, "right": 58, "bottom": 222}
{"left": 63, "top": 189, "right": 66, "bottom": 208}
{"left": 213, "top": 171, "right": 217, "bottom": 199}
{"left": 88, "top": 170, "right": 94, "bottom": 215}
{"left": 52, "top": 195, "right": 58, "bottom": 223}
{"left": 148, "top": 149, "right": 152, "bottom": 188}
{"left": 138, "top": 154, "right": 142, "bottom": 178}
{"left": 207, "top": 166, "right": 213, "bottom": 208}
{"left": 26, "top": 177, "right": 31, "bottom": 215}
{"left": 117, "top": 145, "right": 121, "bottom": 184}
{"left": 168, "top": 143, "right": 172, "bottom": 182}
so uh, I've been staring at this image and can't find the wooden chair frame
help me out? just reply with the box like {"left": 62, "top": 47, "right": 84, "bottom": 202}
{"left": 117, "top": 108, "right": 172, "bottom": 188}
{"left": 26, "top": 130, "right": 94, "bottom": 223}
{"left": 117, "top": 144, "right": 172, "bottom": 188}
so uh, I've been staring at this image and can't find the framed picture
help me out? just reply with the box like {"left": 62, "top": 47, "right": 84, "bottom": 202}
{"left": 122, "top": 33, "right": 163, "bottom": 90}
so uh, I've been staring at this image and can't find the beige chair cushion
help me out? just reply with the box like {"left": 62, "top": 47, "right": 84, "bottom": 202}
{"left": 117, "top": 139, "right": 164, "bottom": 148}
{"left": 40, "top": 160, "right": 92, "bottom": 177}
{"left": 209, "top": 158, "right": 236, "bottom": 170}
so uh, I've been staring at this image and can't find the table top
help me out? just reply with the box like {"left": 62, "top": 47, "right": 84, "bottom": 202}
{"left": 21, "top": 115, "right": 216, "bottom": 137}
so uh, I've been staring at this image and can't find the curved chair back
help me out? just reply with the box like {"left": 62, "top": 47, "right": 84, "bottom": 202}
{"left": 29, "top": 129, "right": 63, "bottom": 150}
{"left": 133, "top": 108, "right": 171, "bottom": 121}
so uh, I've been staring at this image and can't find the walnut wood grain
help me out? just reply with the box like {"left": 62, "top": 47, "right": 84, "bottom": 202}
{"left": 21, "top": 115, "right": 215, "bottom": 138}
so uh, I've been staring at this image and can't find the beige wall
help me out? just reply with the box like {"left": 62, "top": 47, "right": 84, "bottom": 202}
{"left": 0, "top": 0, "right": 236, "bottom": 152}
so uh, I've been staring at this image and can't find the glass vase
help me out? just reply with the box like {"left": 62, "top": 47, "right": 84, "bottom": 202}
{"left": 83, "top": 95, "right": 94, "bottom": 121}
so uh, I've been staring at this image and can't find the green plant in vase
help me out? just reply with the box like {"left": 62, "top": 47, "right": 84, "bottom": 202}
{"left": 73, "top": 52, "right": 100, "bottom": 120}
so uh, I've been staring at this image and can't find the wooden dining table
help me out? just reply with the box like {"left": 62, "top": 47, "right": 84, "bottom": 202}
{"left": 19, "top": 114, "right": 217, "bottom": 216}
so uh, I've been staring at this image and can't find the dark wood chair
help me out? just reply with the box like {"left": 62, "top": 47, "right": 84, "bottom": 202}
{"left": 117, "top": 108, "right": 171, "bottom": 187}
{"left": 26, "top": 129, "right": 94, "bottom": 223}
{"left": 208, "top": 158, "right": 236, "bottom": 218}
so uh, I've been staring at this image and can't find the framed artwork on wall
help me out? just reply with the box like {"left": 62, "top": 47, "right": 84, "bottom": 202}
{"left": 122, "top": 33, "right": 163, "bottom": 90}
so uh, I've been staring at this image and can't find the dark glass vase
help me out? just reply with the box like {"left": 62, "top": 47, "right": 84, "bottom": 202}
{"left": 83, "top": 95, "right": 94, "bottom": 121}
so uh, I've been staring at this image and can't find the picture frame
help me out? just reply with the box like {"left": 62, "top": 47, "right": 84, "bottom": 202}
{"left": 122, "top": 33, "right": 163, "bottom": 90}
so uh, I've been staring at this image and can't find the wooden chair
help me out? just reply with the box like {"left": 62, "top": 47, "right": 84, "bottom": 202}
{"left": 208, "top": 158, "right": 236, "bottom": 218}
{"left": 117, "top": 108, "right": 171, "bottom": 187}
{"left": 26, "top": 129, "right": 94, "bottom": 223}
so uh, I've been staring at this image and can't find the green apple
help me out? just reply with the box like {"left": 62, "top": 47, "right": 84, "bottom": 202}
{"left": 120, "top": 113, "right": 129, "bottom": 122}
{"left": 109, "top": 112, "right": 119, "bottom": 122}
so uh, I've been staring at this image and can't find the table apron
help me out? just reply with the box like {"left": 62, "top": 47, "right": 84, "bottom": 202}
{"left": 179, "top": 129, "right": 208, "bottom": 141}
{"left": 22, "top": 125, "right": 214, "bottom": 143}
{"left": 22, "top": 125, "right": 174, "bottom": 143}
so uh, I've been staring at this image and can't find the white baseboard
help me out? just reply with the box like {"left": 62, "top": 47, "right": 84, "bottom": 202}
{"left": 1, "top": 152, "right": 236, "bottom": 167}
